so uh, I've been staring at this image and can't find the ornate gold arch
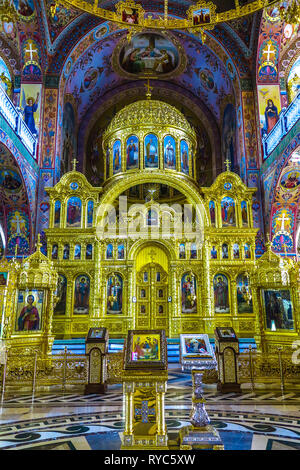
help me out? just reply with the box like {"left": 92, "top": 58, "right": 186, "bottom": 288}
{"left": 60, "top": 0, "right": 278, "bottom": 32}
{"left": 95, "top": 170, "right": 209, "bottom": 228}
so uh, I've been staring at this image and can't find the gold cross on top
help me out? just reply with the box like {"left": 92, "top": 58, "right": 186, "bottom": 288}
{"left": 72, "top": 158, "right": 78, "bottom": 171}
{"left": 144, "top": 79, "right": 153, "bottom": 100}
{"left": 225, "top": 158, "right": 231, "bottom": 172}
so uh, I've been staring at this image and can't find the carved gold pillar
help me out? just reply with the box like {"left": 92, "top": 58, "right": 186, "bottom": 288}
{"left": 202, "top": 238, "right": 213, "bottom": 334}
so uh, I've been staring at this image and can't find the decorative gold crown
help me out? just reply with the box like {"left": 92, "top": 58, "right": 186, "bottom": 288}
{"left": 103, "top": 99, "right": 196, "bottom": 140}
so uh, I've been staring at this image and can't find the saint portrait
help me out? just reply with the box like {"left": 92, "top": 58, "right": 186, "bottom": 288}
{"left": 86, "top": 244, "right": 93, "bottom": 260}
{"left": 144, "top": 134, "right": 159, "bottom": 168}
{"left": 63, "top": 244, "right": 70, "bottom": 260}
{"left": 209, "top": 201, "right": 216, "bottom": 226}
{"left": 113, "top": 140, "right": 122, "bottom": 174}
{"left": 54, "top": 274, "right": 67, "bottom": 315}
{"left": 237, "top": 274, "right": 253, "bottom": 313}
{"left": 280, "top": 170, "right": 300, "bottom": 191}
{"left": 164, "top": 136, "right": 176, "bottom": 170}
{"left": 126, "top": 136, "right": 139, "bottom": 169}
{"left": 87, "top": 200, "right": 94, "bottom": 227}
{"left": 54, "top": 200, "right": 61, "bottom": 227}
{"left": 263, "top": 289, "right": 294, "bottom": 330}
{"left": 221, "top": 197, "right": 236, "bottom": 226}
{"left": 179, "top": 243, "right": 186, "bottom": 259}
{"left": 73, "top": 275, "right": 90, "bottom": 314}
{"left": 233, "top": 243, "right": 240, "bottom": 259}
{"left": 241, "top": 201, "right": 248, "bottom": 226}
{"left": 181, "top": 274, "right": 197, "bottom": 314}
{"left": 22, "top": 89, "right": 40, "bottom": 135}
{"left": 74, "top": 244, "right": 81, "bottom": 260}
{"left": 107, "top": 274, "right": 123, "bottom": 314}
{"left": 131, "top": 334, "right": 160, "bottom": 361}
{"left": 180, "top": 140, "right": 189, "bottom": 174}
{"left": 118, "top": 244, "right": 125, "bottom": 259}
{"left": 264, "top": 99, "right": 279, "bottom": 134}
{"left": 213, "top": 274, "right": 230, "bottom": 313}
{"left": 66, "top": 197, "right": 82, "bottom": 227}
{"left": 0, "top": 272, "right": 8, "bottom": 286}
{"left": 106, "top": 243, "right": 113, "bottom": 259}
{"left": 52, "top": 244, "right": 58, "bottom": 260}
{"left": 211, "top": 245, "right": 217, "bottom": 259}
{"left": 16, "top": 290, "right": 44, "bottom": 332}
{"left": 0, "top": 169, "right": 22, "bottom": 193}
{"left": 222, "top": 243, "right": 229, "bottom": 259}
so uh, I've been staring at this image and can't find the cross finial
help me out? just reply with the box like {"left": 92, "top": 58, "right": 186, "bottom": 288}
{"left": 72, "top": 158, "right": 78, "bottom": 172}
{"left": 36, "top": 233, "right": 42, "bottom": 252}
{"left": 225, "top": 158, "right": 231, "bottom": 172}
{"left": 144, "top": 79, "right": 153, "bottom": 100}
{"left": 148, "top": 248, "right": 156, "bottom": 263}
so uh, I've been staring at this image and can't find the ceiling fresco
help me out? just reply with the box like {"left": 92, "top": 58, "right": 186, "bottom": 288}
{"left": 65, "top": 29, "right": 234, "bottom": 123}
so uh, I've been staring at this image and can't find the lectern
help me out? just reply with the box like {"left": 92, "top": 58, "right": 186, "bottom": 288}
{"left": 214, "top": 327, "right": 241, "bottom": 393}
{"left": 121, "top": 329, "right": 168, "bottom": 450}
{"left": 85, "top": 327, "right": 109, "bottom": 394}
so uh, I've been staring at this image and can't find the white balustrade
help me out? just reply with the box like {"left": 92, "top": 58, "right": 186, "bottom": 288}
{"left": 263, "top": 92, "right": 300, "bottom": 158}
{"left": 0, "top": 85, "right": 37, "bottom": 157}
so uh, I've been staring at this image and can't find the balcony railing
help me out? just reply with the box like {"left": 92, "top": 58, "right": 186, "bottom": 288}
{"left": 263, "top": 92, "right": 300, "bottom": 158}
{"left": 0, "top": 85, "right": 37, "bottom": 157}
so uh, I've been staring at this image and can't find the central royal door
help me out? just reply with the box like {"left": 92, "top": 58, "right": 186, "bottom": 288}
{"left": 136, "top": 262, "right": 169, "bottom": 336}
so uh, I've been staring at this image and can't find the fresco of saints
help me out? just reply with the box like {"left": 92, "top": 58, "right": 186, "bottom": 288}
{"left": 164, "top": 137, "right": 176, "bottom": 169}
{"left": 264, "top": 99, "right": 279, "bottom": 134}
{"left": 74, "top": 275, "right": 90, "bottom": 314}
{"left": 23, "top": 93, "right": 39, "bottom": 135}
{"left": 241, "top": 201, "right": 248, "bottom": 225}
{"left": 145, "top": 135, "right": 158, "bottom": 168}
{"left": 181, "top": 142, "right": 189, "bottom": 174}
{"left": 113, "top": 141, "right": 121, "bottom": 173}
{"left": 107, "top": 275, "right": 123, "bottom": 314}
{"left": 214, "top": 275, "right": 229, "bottom": 313}
{"left": 17, "top": 294, "right": 40, "bottom": 331}
{"left": 209, "top": 201, "right": 215, "bottom": 225}
{"left": 221, "top": 197, "right": 236, "bottom": 226}
{"left": 126, "top": 137, "right": 138, "bottom": 168}
{"left": 181, "top": 274, "right": 197, "bottom": 313}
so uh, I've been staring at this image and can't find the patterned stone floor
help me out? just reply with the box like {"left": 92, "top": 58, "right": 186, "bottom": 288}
{"left": 1, "top": 370, "right": 300, "bottom": 450}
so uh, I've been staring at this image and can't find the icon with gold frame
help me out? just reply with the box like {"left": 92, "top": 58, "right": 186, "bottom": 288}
{"left": 115, "top": 0, "right": 145, "bottom": 26}
{"left": 124, "top": 329, "right": 167, "bottom": 370}
{"left": 180, "top": 333, "right": 213, "bottom": 359}
{"left": 187, "top": 1, "right": 216, "bottom": 28}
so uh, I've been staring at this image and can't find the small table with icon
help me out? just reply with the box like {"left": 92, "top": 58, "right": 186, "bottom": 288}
{"left": 214, "top": 327, "right": 241, "bottom": 393}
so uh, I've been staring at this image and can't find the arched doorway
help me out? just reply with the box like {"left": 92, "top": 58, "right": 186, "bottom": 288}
{"left": 135, "top": 244, "right": 170, "bottom": 335}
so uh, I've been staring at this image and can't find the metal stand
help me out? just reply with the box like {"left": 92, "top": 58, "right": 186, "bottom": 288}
{"left": 180, "top": 369, "right": 223, "bottom": 450}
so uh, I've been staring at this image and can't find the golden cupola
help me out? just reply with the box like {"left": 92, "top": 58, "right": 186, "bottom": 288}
{"left": 102, "top": 98, "right": 197, "bottom": 181}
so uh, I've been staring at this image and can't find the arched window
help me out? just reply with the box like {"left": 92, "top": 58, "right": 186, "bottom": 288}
{"left": 74, "top": 275, "right": 90, "bottom": 314}
{"left": 181, "top": 273, "right": 197, "bottom": 313}
{"left": 107, "top": 274, "right": 123, "bottom": 314}
{"left": 213, "top": 274, "right": 230, "bottom": 313}
{"left": 66, "top": 197, "right": 82, "bottom": 227}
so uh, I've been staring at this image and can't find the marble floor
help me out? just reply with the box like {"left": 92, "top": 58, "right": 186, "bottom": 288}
{"left": 0, "top": 370, "right": 300, "bottom": 450}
